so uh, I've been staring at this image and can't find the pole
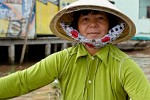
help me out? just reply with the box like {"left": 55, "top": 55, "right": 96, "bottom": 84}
{"left": 20, "top": 0, "right": 36, "bottom": 64}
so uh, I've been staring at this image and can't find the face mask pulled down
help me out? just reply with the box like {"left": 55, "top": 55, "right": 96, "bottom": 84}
{"left": 60, "top": 22, "right": 126, "bottom": 48}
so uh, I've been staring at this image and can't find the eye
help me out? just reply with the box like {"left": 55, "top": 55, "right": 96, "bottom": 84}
{"left": 81, "top": 17, "right": 89, "bottom": 22}
{"left": 97, "top": 16, "right": 105, "bottom": 20}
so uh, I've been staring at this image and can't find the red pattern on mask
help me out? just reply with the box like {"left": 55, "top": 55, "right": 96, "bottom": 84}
{"left": 71, "top": 30, "right": 78, "bottom": 38}
{"left": 101, "top": 36, "right": 110, "bottom": 42}
{"left": 84, "top": 43, "right": 95, "bottom": 48}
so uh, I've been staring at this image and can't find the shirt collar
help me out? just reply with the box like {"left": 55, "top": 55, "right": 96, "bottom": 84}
{"left": 96, "top": 44, "right": 110, "bottom": 67}
{"left": 75, "top": 44, "right": 89, "bottom": 62}
{"left": 75, "top": 43, "right": 111, "bottom": 66}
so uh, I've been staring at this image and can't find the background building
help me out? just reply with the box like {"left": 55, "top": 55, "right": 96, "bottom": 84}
{"left": 114, "top": 0, "right": 150, "bottom": 40}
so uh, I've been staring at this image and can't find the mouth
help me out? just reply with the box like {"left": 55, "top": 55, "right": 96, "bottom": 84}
{"left": 87, "top": 32, "right": 99, "bottom": 35}
{"left": 86, "top": 32, "right": 100, "bottom": 39}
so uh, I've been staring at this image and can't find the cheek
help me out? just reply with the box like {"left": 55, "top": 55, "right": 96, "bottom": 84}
{"left": 102, "top": 24, "right": 109, "bottom": 33}
{"left": 78, "top": 24, "right": 86, "bottom": 35}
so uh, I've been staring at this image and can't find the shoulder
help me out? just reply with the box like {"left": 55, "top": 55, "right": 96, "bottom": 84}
{"left": 108, "top": 44, "right": 130, "bottom": 61}
{"left": 108, "top": 44, "right": 137, "bottom": 72}
{"left": 108, "top": 44, "right": 138, "bottom": 68}
{"left": 46, "top": 44, "right": 79, "bottom": 61}
{"left": 59, "top": 44, "right": 80, "bottom": 57}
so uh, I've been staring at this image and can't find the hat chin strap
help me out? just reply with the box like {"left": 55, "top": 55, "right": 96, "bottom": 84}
{"left": 60, "top": 23, "right": 126, "bottom": 48}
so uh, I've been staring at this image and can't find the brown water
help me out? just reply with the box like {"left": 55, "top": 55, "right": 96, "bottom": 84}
{"left": 0, "top": 47, "right": 150, "bottom": 100}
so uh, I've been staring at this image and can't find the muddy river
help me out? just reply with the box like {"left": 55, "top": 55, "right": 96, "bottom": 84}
{"left": 0, "top": 47, "right": 150, "bottom": 100}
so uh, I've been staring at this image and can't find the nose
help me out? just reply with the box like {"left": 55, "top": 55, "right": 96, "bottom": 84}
{"left": 89, "top": 20, "right": 98, "bottom": 28}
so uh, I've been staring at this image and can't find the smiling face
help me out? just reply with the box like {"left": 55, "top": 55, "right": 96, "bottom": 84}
{"left": 77, "top": 11, "right": 109, "bottom": 39}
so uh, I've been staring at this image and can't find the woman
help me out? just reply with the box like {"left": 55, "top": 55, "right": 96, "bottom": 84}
{"left": 0, "top": 0, "right": 150, "bottom": 100}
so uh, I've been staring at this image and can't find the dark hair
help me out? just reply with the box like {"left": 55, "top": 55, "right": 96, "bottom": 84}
{"left": 70, "top": 10, "right": 118, "bottom": 30}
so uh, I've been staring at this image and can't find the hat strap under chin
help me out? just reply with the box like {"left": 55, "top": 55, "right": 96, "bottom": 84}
{"left": 60, "top": 22, "right": 126, "bottom": 48}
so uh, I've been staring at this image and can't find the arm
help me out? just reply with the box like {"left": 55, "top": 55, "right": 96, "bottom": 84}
{"left": 0, "top": 50, "right": 66, "bottom": 99}
{"left": 121, "top": 58, "right": 150, "bottom": 100}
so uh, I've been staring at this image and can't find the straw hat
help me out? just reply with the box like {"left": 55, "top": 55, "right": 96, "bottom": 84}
{"left": 50, "top": 0, "right": 136, "bottom": 43}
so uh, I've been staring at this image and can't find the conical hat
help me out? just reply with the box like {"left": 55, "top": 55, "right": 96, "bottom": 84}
{"left": 50, "top": 0, "right": 136, "bottom": 43}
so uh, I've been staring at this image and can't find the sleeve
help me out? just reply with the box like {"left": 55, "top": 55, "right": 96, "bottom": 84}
{"left": 0, "top": 50, "right": 67, "bottom": 99}
{"left": 121, "top": 58, "right": 150, "bottom": 100}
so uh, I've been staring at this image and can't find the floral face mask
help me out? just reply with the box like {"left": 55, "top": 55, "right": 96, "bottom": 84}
{"left": 60, "top": 22, "right": 126, "bottom": 48}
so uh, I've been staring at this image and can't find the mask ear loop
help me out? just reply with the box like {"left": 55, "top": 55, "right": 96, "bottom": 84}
{"left": 60, "top": 22, "right": 126, "bottom": 48}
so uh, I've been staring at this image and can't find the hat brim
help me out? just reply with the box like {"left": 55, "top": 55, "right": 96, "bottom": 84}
{"left": 50, "top": 0, "right": 136, "bottom": 43}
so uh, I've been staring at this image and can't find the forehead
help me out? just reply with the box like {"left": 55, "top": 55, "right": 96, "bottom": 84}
{"left": 78, "top": 11, "right": 108, "bottom": 20}
{"left": 80, "top": 12, "right": 108, "bottom": 18}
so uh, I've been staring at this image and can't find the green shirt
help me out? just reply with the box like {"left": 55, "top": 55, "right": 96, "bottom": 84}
{"left": 0, "top": 44, "right": 150, "bottom": 100}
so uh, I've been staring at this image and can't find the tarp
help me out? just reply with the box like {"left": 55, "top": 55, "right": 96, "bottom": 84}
{"left": 131, "top": 33, "right": 150, "bottom": 41}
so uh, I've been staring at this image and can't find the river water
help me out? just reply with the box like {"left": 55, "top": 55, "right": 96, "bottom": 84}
{"left": 0, "top": 47, "right": 150, "bottom": 100}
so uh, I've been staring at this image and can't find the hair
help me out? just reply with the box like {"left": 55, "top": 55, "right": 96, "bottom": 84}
{"left": 70, "top": 10, "right": 118, "bottom": 30}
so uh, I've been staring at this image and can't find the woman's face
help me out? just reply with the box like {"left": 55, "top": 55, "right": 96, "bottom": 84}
{"left": 77, "top": 12, "right": 109, "bottom": 39}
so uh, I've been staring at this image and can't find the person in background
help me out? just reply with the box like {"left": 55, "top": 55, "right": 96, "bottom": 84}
{"left": 0, "top": 0, "right": 150, "bottom": 100}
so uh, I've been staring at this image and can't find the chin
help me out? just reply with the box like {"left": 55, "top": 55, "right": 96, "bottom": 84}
{"left": 87, "top": 34, "right": 104, "bottom": 39}
{"left": 89, "top": 36, "right": 102, "bottom": 39}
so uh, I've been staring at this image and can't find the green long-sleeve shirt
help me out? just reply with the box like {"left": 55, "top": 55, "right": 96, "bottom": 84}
{"left": 0, "top": 43, "right": 150, "bottom": 100}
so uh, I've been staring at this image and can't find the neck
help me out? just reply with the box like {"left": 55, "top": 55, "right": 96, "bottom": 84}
{"left": 85, "top": 45, "right": 101, "bottom": 56}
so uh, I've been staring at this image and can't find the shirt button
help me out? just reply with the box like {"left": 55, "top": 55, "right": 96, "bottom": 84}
{"left": 88, "top": 80, "right": 92, "bottom": 84}
{"left": 92, "top": 57, "right": 94, "bottom": 60}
